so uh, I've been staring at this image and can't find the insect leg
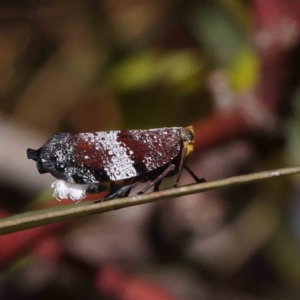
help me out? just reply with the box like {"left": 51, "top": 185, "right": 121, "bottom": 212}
{"left": 154, "top": 179, "right": 163, "bottom": 192}
{"left": 184, "top": 165, "right": 206, "bottom": 183}
{"left": 173, "top": 147, "right": 187, "bottom": 188}
{"left": 122, "top": 183, "right": 136, "bottom": 197}
{"left": 173, "top": 147, "right": 205, "bottom": 187}
{"left": 138, "top": 164, "right": 175, "bottom": 195}
{"left": 102, "top": 183, "right": 136, "bottom": 201}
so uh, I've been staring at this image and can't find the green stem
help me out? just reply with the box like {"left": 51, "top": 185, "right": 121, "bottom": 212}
{"left": 1, "top": 165, "right": 300, "bottom": 236}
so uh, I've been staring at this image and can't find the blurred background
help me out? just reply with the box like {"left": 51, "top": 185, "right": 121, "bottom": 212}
{"left": 1, "top": 0, "right": 300, "bottom": 299}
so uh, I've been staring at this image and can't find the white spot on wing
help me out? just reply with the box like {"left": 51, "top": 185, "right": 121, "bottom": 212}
{"left": 80, "top": 131, "right": 138, "bottom": 181}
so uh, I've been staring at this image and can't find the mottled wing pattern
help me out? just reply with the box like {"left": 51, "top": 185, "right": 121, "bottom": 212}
{"left": 74, "top": 128, "right": 182, "bottom": 180}
{"left": 41, "top": 128, "right": 182, "bottom": 183}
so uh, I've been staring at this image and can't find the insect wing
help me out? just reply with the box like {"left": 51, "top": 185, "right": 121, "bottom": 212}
{"left": 40, "top": 128, "right": 182, "bottom": 184}
{"left": 74, "top": 128, "right": 182, "bottom": 181}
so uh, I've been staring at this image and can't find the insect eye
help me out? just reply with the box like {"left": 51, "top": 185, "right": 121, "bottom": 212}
{"left": 180, "top": 129, "right": 194, "bottom": 143}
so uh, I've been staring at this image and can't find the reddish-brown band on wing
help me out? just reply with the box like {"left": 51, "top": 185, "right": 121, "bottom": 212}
{"left": 70, "top": 128, "right": 182, "bottom": 181}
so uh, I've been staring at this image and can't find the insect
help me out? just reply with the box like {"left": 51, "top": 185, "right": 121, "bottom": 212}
{"left": 27, "top": 126, "right": 204, "bottom": 201}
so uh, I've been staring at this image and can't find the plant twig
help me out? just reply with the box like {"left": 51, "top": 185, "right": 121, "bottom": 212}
{"left": 0, "top": 165, "right": 300, "bottom": 236}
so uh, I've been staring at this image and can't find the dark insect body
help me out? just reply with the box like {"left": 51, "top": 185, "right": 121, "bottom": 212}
{"left": 27, "top": 126, "right": 203, "bottom": 201}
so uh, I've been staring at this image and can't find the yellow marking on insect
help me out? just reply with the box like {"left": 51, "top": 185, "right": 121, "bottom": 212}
{"left": 183, "top": 126, "right": 194, "bottom": 160}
